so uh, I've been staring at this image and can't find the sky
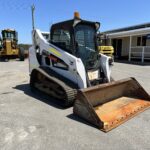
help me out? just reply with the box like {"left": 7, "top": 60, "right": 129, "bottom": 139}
{"left": 0, "top": 0, "right": 150, "bottom": 44}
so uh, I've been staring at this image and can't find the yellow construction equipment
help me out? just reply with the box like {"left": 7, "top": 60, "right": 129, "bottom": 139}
{"left": 97, "top": 33, "right": 114, "bottom": 64}
{"left": 98, "top": 46, "right": 114, "bottom": 57}
{"left": 0, "top": 29, "right": 25, "bottom": 61}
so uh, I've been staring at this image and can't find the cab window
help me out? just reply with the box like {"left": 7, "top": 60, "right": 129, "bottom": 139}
{"left": 51, "top": 29, "right": 71, "bottom": 52}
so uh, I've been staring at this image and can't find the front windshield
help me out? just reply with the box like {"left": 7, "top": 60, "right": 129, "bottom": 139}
{"left": 6, "top": 32, "right": 14, "bottom": 38}
{"left": 75, "top": 25, "right": 98, "bottom": 69}
{"left": 2, "top": 31, "right": 15, "bottom": 39}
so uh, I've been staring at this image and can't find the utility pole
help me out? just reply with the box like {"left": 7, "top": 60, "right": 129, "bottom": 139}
{"left": 31, "top": 4, "right": 35, "bottom": 30}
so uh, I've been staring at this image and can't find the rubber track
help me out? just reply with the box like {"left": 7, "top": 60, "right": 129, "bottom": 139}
{"left": 31, "top": 67, "right": 77, "bottom": 107}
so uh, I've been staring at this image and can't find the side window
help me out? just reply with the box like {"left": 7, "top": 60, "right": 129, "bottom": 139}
{"left": 52, "top": 29, "right": 71, "bottom": 52}
{"left": 5, "top": 32, "right": 7, "bottom": 38}
{"left": 7, "top": 33, "right": 9, "bottom": 38}
{"left": 10, "top": 33, "right": 14, "bottom": 39}
{"left": 137, "top": 36, "right": 147, "bottom": 46}
{"left": 137, "top": 37, "right": 141, "bottom": 46}
{"left": 76, "top": 30, "right": 85, "bottom": 46}
{"left": 142, "top": 36, "right": 146, "bottom": 46}
{"left": 75, "top": 30, "right": 86, "bottom": 59}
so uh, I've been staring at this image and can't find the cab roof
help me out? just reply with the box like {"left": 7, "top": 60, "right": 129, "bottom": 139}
{"left": 2, "top": 29, "right": 16, "bottom": 32}
{"left": 50, "top": 18, "right": 100, "bottom": 32}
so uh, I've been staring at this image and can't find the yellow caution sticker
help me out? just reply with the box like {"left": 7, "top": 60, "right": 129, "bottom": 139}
{"left": 49, "top": 48, "right": 61, "bottom": 57}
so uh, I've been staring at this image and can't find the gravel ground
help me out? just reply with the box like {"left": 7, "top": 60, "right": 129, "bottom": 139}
{"left": 0, "top": 59, "right": 150, "bottom": 150}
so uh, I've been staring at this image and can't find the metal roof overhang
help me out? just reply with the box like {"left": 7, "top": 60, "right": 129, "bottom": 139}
{"left": 106, "top": 27, "right": 150, "bottom": 39}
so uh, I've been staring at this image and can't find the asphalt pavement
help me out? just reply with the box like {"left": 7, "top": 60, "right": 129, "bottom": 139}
{"left": 0, "top": 59, "right": 150, "bottom": 150}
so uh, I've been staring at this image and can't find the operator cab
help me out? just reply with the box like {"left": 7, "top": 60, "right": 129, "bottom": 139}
{"left": 50, "top": 13, "right": 100, "bottom": 70}
{"left": 2, "top": 29, "right": 18, "bottom": 41}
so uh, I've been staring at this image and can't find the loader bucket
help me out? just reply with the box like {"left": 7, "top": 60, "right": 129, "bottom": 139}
{"left": 73, "top": 77, "right": 150, "bottom": 132}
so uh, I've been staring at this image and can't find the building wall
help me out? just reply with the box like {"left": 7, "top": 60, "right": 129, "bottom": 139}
{"left": 111, "top": 36, "right": 150, "bottom": 57}
{"left": 132, "top": 35, "right": 150, "bottom": 46}
{"left": 104, "top": 27, "right": 150, "bottom": 59}
{"left": 131, "top": 36, "right": 137, "bottom": 46}
{"left": 146, "top": 39, "right": 150, "bottom": 46}
{"left": 107, "top": 33, "right": 150, "bottom": 58}
{"left": 120, "top": 36, "right": 140, "bottom": 57}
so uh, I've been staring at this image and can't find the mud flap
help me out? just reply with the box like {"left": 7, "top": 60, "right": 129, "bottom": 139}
{"left": 73, "top": 77, "right": 150, "bottom": 132}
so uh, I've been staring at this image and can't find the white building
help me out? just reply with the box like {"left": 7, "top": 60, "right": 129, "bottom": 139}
{"left": 101, "top": 23, "right": 150, "bottom": 62}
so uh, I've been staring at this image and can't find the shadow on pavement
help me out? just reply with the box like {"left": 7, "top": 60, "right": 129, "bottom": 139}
{"left": 0, "top": 58, "right": 9, "bottom": 62}
{"left": 14, "top": 84, "right": 99, "bottom": 129}
{"left": 67, "top": 114, "right": 98, "bottom": 130}
{"left": 14, "top": 83, "right": 66, "bottom": 109}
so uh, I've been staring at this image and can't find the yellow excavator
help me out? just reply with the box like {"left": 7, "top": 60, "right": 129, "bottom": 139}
{"left": 29, "top": 7, "right": 150, "bottom": 132}
{"left": 0, "top": 29, "right": 25, "bottom": 61}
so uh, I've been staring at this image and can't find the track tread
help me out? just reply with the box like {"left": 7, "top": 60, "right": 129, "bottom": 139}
{"left": 30, "top": 67, "right": 77, "bottom": 107}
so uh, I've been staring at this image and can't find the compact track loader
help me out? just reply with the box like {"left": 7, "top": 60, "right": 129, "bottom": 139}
{"left": 29, "top": 8, "right": 150, "bottom": 132}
